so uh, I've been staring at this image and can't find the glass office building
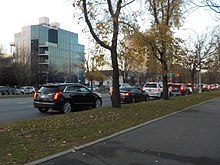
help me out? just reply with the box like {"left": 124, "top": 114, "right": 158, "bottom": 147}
{"left": 14, "top": 17, "right": 85, "bottom": 85}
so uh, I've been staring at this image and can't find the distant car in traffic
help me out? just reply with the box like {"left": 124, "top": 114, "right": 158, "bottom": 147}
{"left": 119, "top": 86, "right": 150, "bottom": 103}
{"left": 109, "top": 83, "right": 131, "bottom": 95}
{"left": 33, "top": 83, "right": 102, "bottom": 113}
{"left": 143, "top": 82, "right": 172, "bottom": 98}
{"left": 0, "top": 86, "right": 10, "bottom": 95}
{"left": 201, "top": 84, "right": 210, "bottom": 92}
{"left": 168, "top": 83, "right": 189, "bottom": 96}
{"left": 8, "top": 87, "right": 16, "bottom": 95}
{"left": 15, "top": 88, "right": 21, "bottom": 95}
{"left": 88, "top": 85, "right": 99, "bottom": 91}
{"left": 142, "top": 82, "right": 163, "bottom": 99}
{"left": 185, "top": 83, "right": 193, "bottom": 94}
{"left": 20, "top": 86, "right": 36, "bottom": 94}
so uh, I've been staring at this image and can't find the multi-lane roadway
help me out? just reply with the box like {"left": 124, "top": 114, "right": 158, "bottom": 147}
{"left": 0, "top": 93, "right": 111, "bottom": 124}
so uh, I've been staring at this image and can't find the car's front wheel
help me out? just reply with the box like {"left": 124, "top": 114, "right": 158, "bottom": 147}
{"left": 62, "top": 101, "right": 72, "bottom": 114}
{"left": 94, "top": 99, "right": 102, "bottom": 108}
{"left": 38, "top": 107, "right": 49, "bottom": 113}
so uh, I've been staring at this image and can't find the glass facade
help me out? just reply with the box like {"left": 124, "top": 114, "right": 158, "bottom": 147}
{"left": 28, "top": 24, "right": 85, "bottom": 84}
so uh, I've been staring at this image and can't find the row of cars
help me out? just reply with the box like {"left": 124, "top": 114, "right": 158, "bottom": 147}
{"left": 33, "top": 82, "right": 151, "bottom": 114}
{"left": 109, "top": 82, "right": 193, "bottom": 104}
{"left": 200, "top": 83, "right": 220, "bottom": 91}
{"left": 142, "top": 82, "right": 192, "bottom": 99}
{"left": 109, "top": 82, "right": 190, "bottom": 105}
{"left": 32, "top": 81, "right": 220, "bottom": 115}
{"left": 142, "top": 82, "right": 220, "bottom": 98}
{"left": 0, "top": 86, "right": 36, "bottom": 95}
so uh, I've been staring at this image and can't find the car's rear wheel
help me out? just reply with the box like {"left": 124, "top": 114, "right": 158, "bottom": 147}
{"left": 131, "top": 97, "right": 136, "bottom": 103}
{"left": 62, "top": 101, "right": 72, "bottom": 114}
{"left": 169, "top": 92, "right": 172, "bottom": 97}
{"left": 38, "top": 108, "right": 49, "bottom": 113}
{"left": 94, "top": 99, "right": 102, "bottom": 108}
{"left": 145, "top": 95, "right": 150, "bottom": 101}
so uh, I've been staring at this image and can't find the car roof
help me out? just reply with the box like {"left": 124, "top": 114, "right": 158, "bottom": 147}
{"left": 120, "top": 86, "right": 139, "bottom": 90}
{"left": 43, "top": 83, "right": 82, "bottom": 87}
{"left": 144, "top": 82, "right": 162, "bottom": 84}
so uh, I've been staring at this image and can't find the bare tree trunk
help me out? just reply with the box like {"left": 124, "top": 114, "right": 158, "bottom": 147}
{"left": 124, "top": 70, "right": 129, "bottom": 83}
{"left": 190, "top": 71, "right": 196, "bottom": 93}
{"left": 90, "top": 79, "right": 93, "bottom": 90}
{"left": 162, "top": 75, "right": 169, "bottom": 99}
{"left": 162, "top": 61, "right": 169, "bottom": 100}
{"left": 111, "top": 49, "right": 121, "bottom": 107}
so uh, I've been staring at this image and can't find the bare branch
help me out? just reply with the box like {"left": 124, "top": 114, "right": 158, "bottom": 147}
{"left": 107, "top": 0, "right": 114, "bottom": 16}
{"left": 121, "top": 0, "right": 136, "bottom": 8}
{"left": 82, "top": 0, "right": 111, "bottom": 50}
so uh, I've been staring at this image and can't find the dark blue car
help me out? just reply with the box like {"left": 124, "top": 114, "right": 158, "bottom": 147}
{"left": 120, "top": 86, "right": 150, "bottom": 103}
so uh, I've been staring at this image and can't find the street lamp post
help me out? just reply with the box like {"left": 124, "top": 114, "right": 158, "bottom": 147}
{"left": 77, "top": 64, "right": 80, "bottom": 83}
{"left": 198, "top": 60, "right": 202, "bottom": 93}
{"left": 198, "top": 77, "right": 202, "bottom": 93}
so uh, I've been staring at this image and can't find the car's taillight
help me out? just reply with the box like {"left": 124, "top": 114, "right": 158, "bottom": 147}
{"left": 53, "top": 92, "right": 62, "bottom": 100}
{"left": 34, "top": 92, "right": 38, "bottom": 99}
{"left": 122, "top": 92, "right": 130, "bottom": 96}
{"left": 180, "top": 86, "right": 184, "bottom": 91}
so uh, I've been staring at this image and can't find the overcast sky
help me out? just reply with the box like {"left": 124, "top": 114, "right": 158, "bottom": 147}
{"left": 0, "top": 0, "right": 82, "bottom": 53}
{"left": 0, "top": 0, "right": 219, "bottom": 54}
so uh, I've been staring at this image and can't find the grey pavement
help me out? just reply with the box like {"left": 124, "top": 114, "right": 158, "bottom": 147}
{"left": 26, "top": 97, "right": 220, "bottom": 165}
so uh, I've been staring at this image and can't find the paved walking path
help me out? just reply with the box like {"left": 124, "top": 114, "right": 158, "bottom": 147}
{"left": 26, "top": 97, "right": 220, "bottom": 165}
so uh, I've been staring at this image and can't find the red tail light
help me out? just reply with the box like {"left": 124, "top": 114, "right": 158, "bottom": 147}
{"left": 122, "top": 92, "right": 130, "bottom": 96}
{"left": 34, "top": 92, "right": 38, "bottom": 99}
{"left": 180, "top": 86, "right": 184, "bottom": 91}
{"left": 53, "top": 92, "right": 62, "bottom": 100}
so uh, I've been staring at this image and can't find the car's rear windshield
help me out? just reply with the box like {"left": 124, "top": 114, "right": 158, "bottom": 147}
{"left": 173, "top": 85, "right": 181, "bottom": 88}
{"left": 120, "top": 87, "right": 134, "bottom": 91}
{"left": 38, "top": 86, "right": 64, "bottom": 93}
{"left": 144, "top": 84, "right": 157, "bottom": 88}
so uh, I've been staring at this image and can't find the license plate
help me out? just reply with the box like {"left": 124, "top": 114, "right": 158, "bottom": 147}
{"left": 41, "top": 94, "right": 47, "bottom": 98}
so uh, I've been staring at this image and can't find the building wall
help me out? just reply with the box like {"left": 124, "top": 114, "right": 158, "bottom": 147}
{"left": 14, "top": 17, "right": 85, "bottom": 85}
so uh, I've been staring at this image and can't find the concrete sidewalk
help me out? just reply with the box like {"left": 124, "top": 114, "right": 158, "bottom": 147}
{"left": 26, "top": 97, "right": 220, "bottom": 165}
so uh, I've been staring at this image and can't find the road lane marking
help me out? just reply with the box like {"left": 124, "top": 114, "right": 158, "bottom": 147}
{"left": 18, "top": 102, "right": 29, "bottom": 104}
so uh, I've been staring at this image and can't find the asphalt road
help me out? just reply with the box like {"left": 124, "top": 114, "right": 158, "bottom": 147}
{"left": 0, "top": 93, "right": 112, "bottom": 124}
{"left": 29, "top": 97, "right": 220, "bottom": 165}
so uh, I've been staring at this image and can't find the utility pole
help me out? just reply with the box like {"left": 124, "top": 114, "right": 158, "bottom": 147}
{"left": 198, "top": 61, "right": 202, "bottom": 93}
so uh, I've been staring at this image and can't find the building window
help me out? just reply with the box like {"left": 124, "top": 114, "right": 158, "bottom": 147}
{"left": 48, "top": 29, "right": 58, "bottom": 44}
